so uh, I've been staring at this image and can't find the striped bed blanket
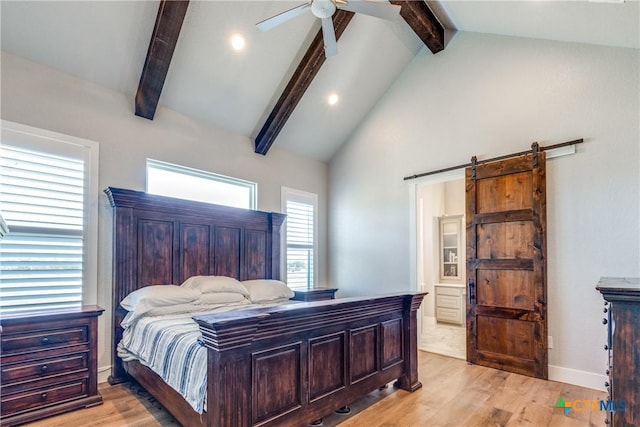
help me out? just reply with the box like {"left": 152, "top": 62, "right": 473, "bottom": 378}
{"left": 117, "top": 301, "right": 293, "bottom": 413}
{"left": 119, "top": 311, "right": 210, "bottom": 413}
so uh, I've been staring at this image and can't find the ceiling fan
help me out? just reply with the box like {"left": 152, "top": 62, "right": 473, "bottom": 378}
{"left": 256, "top": 0, "right": 401, "bottom": 57}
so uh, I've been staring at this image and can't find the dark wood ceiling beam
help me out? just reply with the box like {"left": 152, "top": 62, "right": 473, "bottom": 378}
{"left": 254, "top": 10, "right": 355, "bottom": 156}
{"left": 135, "top": 0, "right": 189, "bottom": 120}
{"left": 390, "top": 0, "right": 444, "bottom": 54}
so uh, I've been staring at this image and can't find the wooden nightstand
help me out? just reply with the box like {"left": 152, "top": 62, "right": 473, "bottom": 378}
{"left": 291, "top": 288, "right": 338, "bottom": 302}
{"left": 0, "top": 305, "right": 104, "bottom": 426}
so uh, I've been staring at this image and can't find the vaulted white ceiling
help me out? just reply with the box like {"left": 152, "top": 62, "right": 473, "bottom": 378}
{"left": 2, "top": 1, "right": 638, "bottom": 162}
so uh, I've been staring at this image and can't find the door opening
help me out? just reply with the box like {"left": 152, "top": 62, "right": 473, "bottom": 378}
{"left": 416, "top": 176, "right": 466, "bottom": 360}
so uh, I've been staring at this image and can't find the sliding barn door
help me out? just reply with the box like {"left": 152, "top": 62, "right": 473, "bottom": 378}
{"left": 465, "top": 150, "right": 547, "bottom": 379}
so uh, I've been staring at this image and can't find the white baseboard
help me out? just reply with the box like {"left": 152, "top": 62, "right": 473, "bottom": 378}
{"left": 549, "top": 364, "right": 607, "bottom": 392}
{"left": 98, "top": 365, "right": 111, "bottom": 384}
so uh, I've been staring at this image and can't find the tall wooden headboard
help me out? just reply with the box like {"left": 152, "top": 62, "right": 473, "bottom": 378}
{"left": 105, "top": 187, "right": 286, "bottom": 384}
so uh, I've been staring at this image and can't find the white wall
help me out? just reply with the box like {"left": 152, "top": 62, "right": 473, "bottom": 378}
{"left": 418, "top": 178, "right": 465, "bottom": 319}
{"left": 329, "top": 32, "right": 639, "bottom": 388}
{"left": 443, "top": 179, "right": 464, "bottom": 215}
{"left": 417, "top": 182, "right": 443, "bottom": 317}
{"left": 1, "top": 52, "right": 329, "bottom": 381}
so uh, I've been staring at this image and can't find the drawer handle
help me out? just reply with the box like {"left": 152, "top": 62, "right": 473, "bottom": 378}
{"left": 40, "top": 392, "right": 48, "bottom": 401}
{"left": 40, "top": 364, "right": 48, "bottom": 373}
{"left": 41, "top": 337, "right": 50, "bottom": 344}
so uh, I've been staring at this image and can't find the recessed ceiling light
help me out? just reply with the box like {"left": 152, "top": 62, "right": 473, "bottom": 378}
{"left": 230, "top": 34, "right": 245, "bottom": 52}
{"left": 327, "top": 93, "right": 339, "bottom": 106}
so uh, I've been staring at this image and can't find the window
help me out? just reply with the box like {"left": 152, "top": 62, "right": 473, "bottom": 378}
{"left": 282, "top": 187, "right": 317, "bottom": 290}
{"left": 146, "top": 159, "right": 257, "bottom": 210}
{"left": 0, "top": 121, "right": 98, "bottom": 314}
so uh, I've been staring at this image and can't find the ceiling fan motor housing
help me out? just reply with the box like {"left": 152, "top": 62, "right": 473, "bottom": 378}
{"left": 311, "top": 0, "right": 337, "bottom": 19}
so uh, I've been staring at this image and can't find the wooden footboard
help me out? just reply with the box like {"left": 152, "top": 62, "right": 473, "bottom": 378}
{"left": 195, "top": 293, "right": 425, "bottom": 426}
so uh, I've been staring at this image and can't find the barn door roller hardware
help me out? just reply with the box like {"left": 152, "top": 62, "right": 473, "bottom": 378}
{"left": 403, "top": 138, "right": 583, "bottom": 181}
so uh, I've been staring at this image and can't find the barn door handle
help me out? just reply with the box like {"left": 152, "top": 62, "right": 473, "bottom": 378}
{"left": 468, "top": 279, "right": 475, "bottom": 304}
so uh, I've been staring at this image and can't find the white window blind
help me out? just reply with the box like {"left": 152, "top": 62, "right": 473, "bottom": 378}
{"left": 147, "top": 159, "right": 257, "bottom": 210}
{"left": 282, "top": 188, "right": 317, "bottom": 290}
{"left": 0, "top": 122, "right": 98, "bottom": 314}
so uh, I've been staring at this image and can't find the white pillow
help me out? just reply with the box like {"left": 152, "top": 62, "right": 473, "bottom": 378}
{"left": 120, "top": 302, "right": 199, "bottom": 328}
{"left": 120, "top": 285, "right": 201, "bottom": 313}
{"left": 242, "top": 279, "right": 294, "bottom": 303}
{"left": 195, "top": 292, "right": 248, "bottom": 305}
{"left": 120, "top": 297, "right": 250, "bottom": 328}
{"left": 181, "top": 276, "right": 249, "bottom": 297}
{"left": 254, "top": 298, "right": 297, "bottom": 306}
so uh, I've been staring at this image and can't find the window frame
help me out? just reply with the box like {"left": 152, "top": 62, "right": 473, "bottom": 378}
{"left": 0, "top": 120, "right": 99, "bottom": 309}
{"left": 281, "top": 187, "right": 318, "bottom": 290}
{"left": 146, "top": 159, "right": 257, "bottom": 210}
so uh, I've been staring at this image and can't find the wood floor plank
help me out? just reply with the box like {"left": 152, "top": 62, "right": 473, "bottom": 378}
{"left": 423, "top": 389, "right": 492, "bottom": 426}
{"left": 505, "top": 401, "right": 554, "bottom": 427}
{"left": 465, "top": 406, "right": 514, "bottom": 427}
{"left": 24, "top": 352, "right": 607, "bottom": 427}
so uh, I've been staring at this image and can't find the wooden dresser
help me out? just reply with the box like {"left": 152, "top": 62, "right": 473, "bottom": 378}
{"left": 596, "top": 277, "right": 639, "bottom": 427}
{"left": 0, "top": 305, "right": 104, "bottom": 426}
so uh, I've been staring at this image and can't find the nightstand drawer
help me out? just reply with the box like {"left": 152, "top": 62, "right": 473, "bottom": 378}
{"left": 435, "top": 286, "right": 462, "bottom": 297}
{"left": 1, "top": 380, "right": 89, "bottom": 416}
{"left": 1, "top": 326, "right": 88, "bottom": 354}
{"left": 436, "top": 307, "right": 462, "bottom": 324}
{"left": 436, "top": 295, "right": 461, "bottom": 309}
{"left": 2, "top": 352, "right": 89, "bottom": 385}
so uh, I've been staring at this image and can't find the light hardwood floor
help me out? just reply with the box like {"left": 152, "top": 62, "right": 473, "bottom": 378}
{"left": 24, "top": 351, "right": 606, "bottom": 427}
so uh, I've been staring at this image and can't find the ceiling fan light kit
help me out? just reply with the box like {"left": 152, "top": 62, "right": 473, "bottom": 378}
{"left": 311, "top": 0, "right": 336, "bottom": 19}
{"left": 257, "top": 0, "right": 401, "bottom": 57}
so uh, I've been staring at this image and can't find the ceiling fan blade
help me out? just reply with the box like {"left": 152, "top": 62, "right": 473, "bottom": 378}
{"left": 321, "top": 17, "right": 338, "bottom": 57}
{"left": 337, "top": 0, "right": 400, "bottom": 21}
{"left": 256, "top": 2, "right": 311, "bottom": 32}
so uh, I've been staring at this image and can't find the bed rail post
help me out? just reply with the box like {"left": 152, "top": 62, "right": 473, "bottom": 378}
{"left": 105, "top": 188, "right": 136, "bottom": 385}
{"left": 395, "top": 293, "right": 425, "bottom": 392}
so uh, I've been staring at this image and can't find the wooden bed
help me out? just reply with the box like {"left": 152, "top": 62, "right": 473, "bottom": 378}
{"left": 105, "top": 187, "right": 426, "bottom": 427}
